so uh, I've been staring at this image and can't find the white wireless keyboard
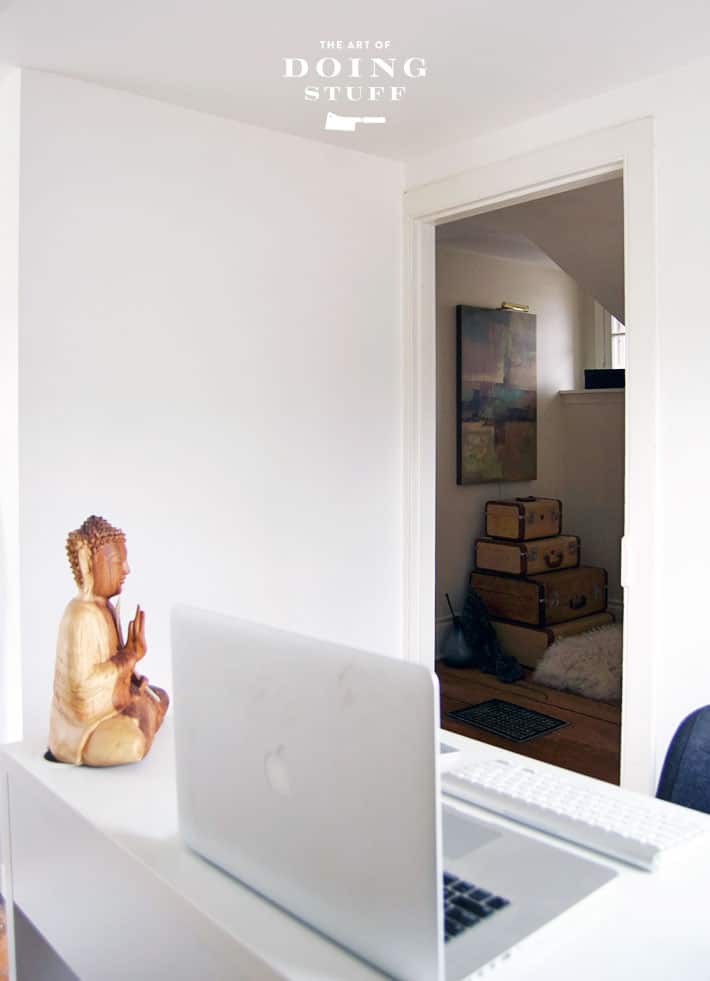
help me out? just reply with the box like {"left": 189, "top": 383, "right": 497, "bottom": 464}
{"left": 442, "top": 758, "right": 705, "bottom": 871}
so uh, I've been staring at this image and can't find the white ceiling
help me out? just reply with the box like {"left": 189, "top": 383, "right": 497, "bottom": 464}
{"left": 438, "top": 227, "right": 558, "bottom": 268}
{"left": 1, "top": 1, "right": 710, "bottom": 159}
{"left": 438, "top": 178, "right": 625, "bottom": 319}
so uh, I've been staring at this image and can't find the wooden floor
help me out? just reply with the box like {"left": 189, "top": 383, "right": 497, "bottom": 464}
{"left": 437, "top": 662, "right": 621, "bottom": 784}
{"left": 0, "top": 900, "right": 7, "bottom": 980}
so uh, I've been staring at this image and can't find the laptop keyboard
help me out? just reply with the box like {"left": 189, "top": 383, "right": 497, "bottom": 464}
{"left": 443, "top": 873, "right": 509, "bottom": 943}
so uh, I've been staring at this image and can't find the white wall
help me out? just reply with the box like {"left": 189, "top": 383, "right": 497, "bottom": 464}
{"left": 560, "top": 391, "right": 625, "bottom": 615}
{"left": 16, "top": 70, "right": 403, "bottom": 738}
{"left": 408, "top": 55, "right": 710, "bottom": 778}
{"left": 435, "top": 245, "right": 587, "bottom": 645}
{"left": 0, "top": 68, "right": 22, "bottom": 743}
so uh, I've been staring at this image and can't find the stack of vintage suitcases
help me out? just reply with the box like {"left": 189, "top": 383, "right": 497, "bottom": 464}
{"left": 470, "top": 496, "right": 614, "bottom": 669}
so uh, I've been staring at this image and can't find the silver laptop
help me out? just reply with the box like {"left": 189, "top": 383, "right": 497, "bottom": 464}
{"left": 171, "top": 605, "right": 616, "bottom": 981}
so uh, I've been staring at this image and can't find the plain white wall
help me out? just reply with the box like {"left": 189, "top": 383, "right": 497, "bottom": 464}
{"left": 16, "top": 70, "right": 403, "bottom": 738}
{"left": 0, "top": 68, "right": 22, "bottom": 743}
{"left": 435, "top": 245, "right": 587, "bottom": 645}
{"left": 408, "top": 54, "right": 710, "bottom": 778}
{"left": 560, "top": 392, "right": 624, "bottom": 615}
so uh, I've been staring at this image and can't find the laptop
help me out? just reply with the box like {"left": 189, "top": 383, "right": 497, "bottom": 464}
{"left": 171, "top": 605, "right": 616, "bottom": 981}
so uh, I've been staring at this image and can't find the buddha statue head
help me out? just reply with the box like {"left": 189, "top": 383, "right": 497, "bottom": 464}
{"left": 66, "top": 515, "right": 130, "bottom": 601}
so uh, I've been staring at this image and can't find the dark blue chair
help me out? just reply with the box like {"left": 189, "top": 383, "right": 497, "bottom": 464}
{"left": 656, "top": 706, "right": 710, "bottom": 814}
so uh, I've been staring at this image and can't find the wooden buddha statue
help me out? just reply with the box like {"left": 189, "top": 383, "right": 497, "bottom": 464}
{"left": 48, "top": 515, "right": 169, "bottom": 766}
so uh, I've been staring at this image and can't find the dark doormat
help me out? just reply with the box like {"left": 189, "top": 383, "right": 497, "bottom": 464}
{"left": 448, "top": 699, "right": 568, "bottom": 742}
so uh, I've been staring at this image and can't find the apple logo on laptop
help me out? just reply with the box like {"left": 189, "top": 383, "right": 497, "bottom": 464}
{"left": 264, "top": 744, "right": 292, "bottom": 797}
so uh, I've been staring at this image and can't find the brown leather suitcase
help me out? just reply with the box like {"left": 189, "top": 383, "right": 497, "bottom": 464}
{"left": 491, "top": 612, "right": 615, "bottom": 668}
{"left": 475, "top": 535, "right": 580, "bottom": 576}
{"left": 470, "top": 566, "right": 607, "bottom": 626}
{"left": 485, "top": 496, "right": 562, "bottom": 541}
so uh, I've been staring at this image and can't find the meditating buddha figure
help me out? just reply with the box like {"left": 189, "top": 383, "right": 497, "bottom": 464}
{"left": 48, "top": 515, "right": 169, "bottom": 766}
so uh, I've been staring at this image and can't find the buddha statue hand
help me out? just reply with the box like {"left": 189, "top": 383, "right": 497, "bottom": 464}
{"left": 121, "top": 604, "right": 147, "bottom": 663}
{"left": 112, "top": 605, "right": 148, "bottom": 710}
{"left": 132, "top": 673, "right": 169, "bottom": 714}
{"left": 114, "top": 604, "right": 169, "bottom": 749}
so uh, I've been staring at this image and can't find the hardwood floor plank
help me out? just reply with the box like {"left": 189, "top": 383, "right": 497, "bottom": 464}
{"left": 437, "top": 663, "right": 621, "bottom": 785}
{"left": 0, "top": 900, "right": 7, "bottom": 979}
{"left": 437, "top": 663, "right": 621, "bottom": 724}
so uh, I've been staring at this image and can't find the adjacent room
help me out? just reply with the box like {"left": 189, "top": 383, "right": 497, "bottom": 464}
{"left": 434, "top": 179, "right": 626, "bottom": 783}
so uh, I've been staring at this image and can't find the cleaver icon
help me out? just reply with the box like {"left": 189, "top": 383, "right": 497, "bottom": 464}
{"left": 324, "top": 112, "right": 387, "bottom": 132}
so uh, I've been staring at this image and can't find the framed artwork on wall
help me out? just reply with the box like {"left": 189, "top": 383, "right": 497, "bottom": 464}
{"left": 456, "top": 305, "right": 537, "bottom": 484}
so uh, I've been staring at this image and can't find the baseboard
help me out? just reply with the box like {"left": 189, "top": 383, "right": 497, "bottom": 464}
{"left": 608, "top": 598, "right": 624, "bottom": 621}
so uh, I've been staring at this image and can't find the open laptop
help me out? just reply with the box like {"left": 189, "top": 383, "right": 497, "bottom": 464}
{"left": 171, "top": 605, "right": 616, "bottom": 981}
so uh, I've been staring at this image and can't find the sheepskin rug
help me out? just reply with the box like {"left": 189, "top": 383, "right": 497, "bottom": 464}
{"left": 532, "top": 624, "right": 622, "bottom": 702}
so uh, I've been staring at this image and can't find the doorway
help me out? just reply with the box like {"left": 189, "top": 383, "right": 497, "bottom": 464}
{"left": 434, "top": 179, "right": 624, "bottom": 783}
{"left": 401, "top": 119, "right": 658, "bottom": 793}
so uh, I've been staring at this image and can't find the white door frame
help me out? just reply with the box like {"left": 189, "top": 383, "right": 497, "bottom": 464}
{"left": 401, "top": 118, "right": 658, "bottom": 794}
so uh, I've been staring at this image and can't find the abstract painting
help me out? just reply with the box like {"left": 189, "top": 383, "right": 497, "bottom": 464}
{"left": 456, "top": 305, "right": 537, "bottom": 484}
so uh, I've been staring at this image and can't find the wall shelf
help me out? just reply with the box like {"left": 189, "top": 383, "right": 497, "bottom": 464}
{"left": 559, "top": 388, "right": 625, "bottom": 405}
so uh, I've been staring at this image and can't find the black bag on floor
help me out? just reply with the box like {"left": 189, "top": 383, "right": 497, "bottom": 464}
{"left": 459, "top": 590, "right": 524, "bottom": 683}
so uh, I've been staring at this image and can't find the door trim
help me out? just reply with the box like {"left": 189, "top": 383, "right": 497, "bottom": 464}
{"left": 401, "top": 118, "right": 657, "bottom": 794}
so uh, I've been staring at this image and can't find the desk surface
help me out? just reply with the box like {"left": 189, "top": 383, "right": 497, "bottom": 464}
{"left": 2, "top": 723, "right": 709, "bottom": 981}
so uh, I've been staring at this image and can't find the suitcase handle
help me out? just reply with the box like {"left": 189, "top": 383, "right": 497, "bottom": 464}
{"left": 569, "top": 594, "right": 587, "bottom": 610}
{"left": 544, "top": 550, "right": 563, "bottom": 569}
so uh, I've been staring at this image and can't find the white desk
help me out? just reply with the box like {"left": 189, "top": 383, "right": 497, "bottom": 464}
{"left": 1, "top": 723, "right": 708, "bottom": 981}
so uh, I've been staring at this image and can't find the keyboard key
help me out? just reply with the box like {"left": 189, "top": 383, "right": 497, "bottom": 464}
{"left": 458, "top": 910, "right": 480, "bottom": 927}
{"left": 456, "top": 897, "right": 491, "bottom": 918}
{"left": 470, "top": 888, "right": 492, "bottom": 901}
{"left": 447, "top": 907, "right": 469, "bottom": 925}
{"left": 446, "top": 920, "right": 465, "bottom": 937}
{"left": 487, "top": 896, "right": 509, "bottom": 910}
